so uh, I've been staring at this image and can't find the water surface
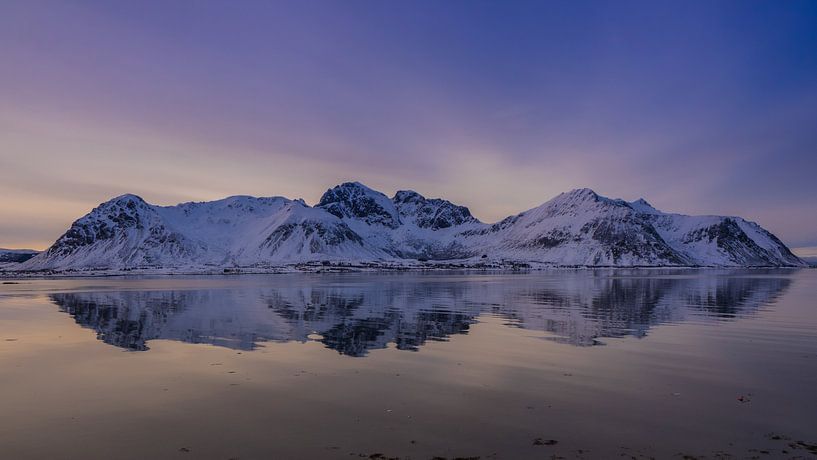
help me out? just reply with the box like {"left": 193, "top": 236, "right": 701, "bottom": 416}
{"left": 1, "top": 270, "right": 816, "bottom": 459}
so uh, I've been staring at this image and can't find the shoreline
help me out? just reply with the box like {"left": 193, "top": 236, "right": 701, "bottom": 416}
{"left": 0, "top": 261, "right": 808, "bottom": 279}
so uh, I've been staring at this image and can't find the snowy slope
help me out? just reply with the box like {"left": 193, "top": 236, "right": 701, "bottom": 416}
{"left": 460, "top": 189, "right": 689, "bottom": 265}
{"left": 17, "top": 183, "right": 805, "bottom": 271}
{"left": 456, "top": 188, "right": 802, "bottom": 266}
{"left": 21, "top": 192, "right": 384, "bottom": 271}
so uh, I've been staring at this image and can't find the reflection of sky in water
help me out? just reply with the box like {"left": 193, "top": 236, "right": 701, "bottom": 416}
{"left": 49, "top": 271, "right": 791, "bottom": 355}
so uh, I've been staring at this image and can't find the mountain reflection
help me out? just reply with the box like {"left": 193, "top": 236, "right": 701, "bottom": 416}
{"left": 49, "top": 271, "right": 792, "bottom": 355}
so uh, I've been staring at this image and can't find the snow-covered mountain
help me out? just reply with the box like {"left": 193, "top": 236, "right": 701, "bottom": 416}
{"left": 461, "top": 188, "right": 802, "bottom": 266}
{"left": 21, "top": 192, "right": 381, "bottom": 271}
{"left": 17, "top": 182, "right": 804, "bottom": 271}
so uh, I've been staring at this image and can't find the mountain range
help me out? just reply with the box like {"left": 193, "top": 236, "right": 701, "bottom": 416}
{"left": 10, "top": 182, "right": 805, "bottom": 272}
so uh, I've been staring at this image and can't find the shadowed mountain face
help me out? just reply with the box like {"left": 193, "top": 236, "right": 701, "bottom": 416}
{"left": 49, "top": 271, "right": 792, "bottom": 355}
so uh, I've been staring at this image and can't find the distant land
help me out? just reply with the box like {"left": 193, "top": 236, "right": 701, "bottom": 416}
{"left": 2, "top": 182, "right": 805, "bottom": 274}
{"left": 0, "top": 248, "right": 39, "bottom": 268}
{"left": 792, "top": 247, "right": 817, "bottom": 266}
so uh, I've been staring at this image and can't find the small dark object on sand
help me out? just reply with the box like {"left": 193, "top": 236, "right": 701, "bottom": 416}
{"left": 533, "top": 438, "right": 558, "bottom": 446}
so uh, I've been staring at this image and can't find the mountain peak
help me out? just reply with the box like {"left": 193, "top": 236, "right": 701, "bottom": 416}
{"left": 392, "top": 190, "right": 478, "bottom": 230}
{"left": 630, "top": 198, "right": 659, "bottom": 214}
{"left": 109, "top": 193, "right": 147, "bottom": 204}
{"left": 393, "top": 190, "right": 425, "bottom": 204}
{"left": 564, "top": 188, "right": 600, "bottom": 199}
{"left": 544, "top": 188, "right": 606, "bottom": 208}
{"left": 94, "top": 194, "right": 152, "bottom": 215}
{"left": 318, "top": 182, "right": 401, "bottom": 228}
{"left": 334, "top": 181, "right": 376, "bottom": 193}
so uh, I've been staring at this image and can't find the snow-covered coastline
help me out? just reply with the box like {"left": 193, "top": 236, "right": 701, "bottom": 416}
{"left": 0, "top": 262, "right": 807, "bottom": 280}
{"left": 5, "top": 182, "right": 805, "bottom": 274}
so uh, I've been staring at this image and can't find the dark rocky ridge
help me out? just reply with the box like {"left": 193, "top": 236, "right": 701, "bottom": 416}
{"left": 393, "top": 190, "right": 479, "bottom": 230}
{"left": 318, "top": 182, "right": 401, "bottom": 228}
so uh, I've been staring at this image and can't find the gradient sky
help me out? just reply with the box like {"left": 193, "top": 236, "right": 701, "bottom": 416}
{"left": 1, "top": 0, "right": 816, "bottom": 251}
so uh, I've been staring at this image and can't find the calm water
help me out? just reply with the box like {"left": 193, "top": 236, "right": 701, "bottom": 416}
{"left": 1, "top": 270, "right": 816, "bottom": 459}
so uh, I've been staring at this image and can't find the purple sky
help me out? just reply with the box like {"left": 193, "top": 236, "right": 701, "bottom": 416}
{"left": 1, "top": 0, "right": 816, "bottom": 250}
